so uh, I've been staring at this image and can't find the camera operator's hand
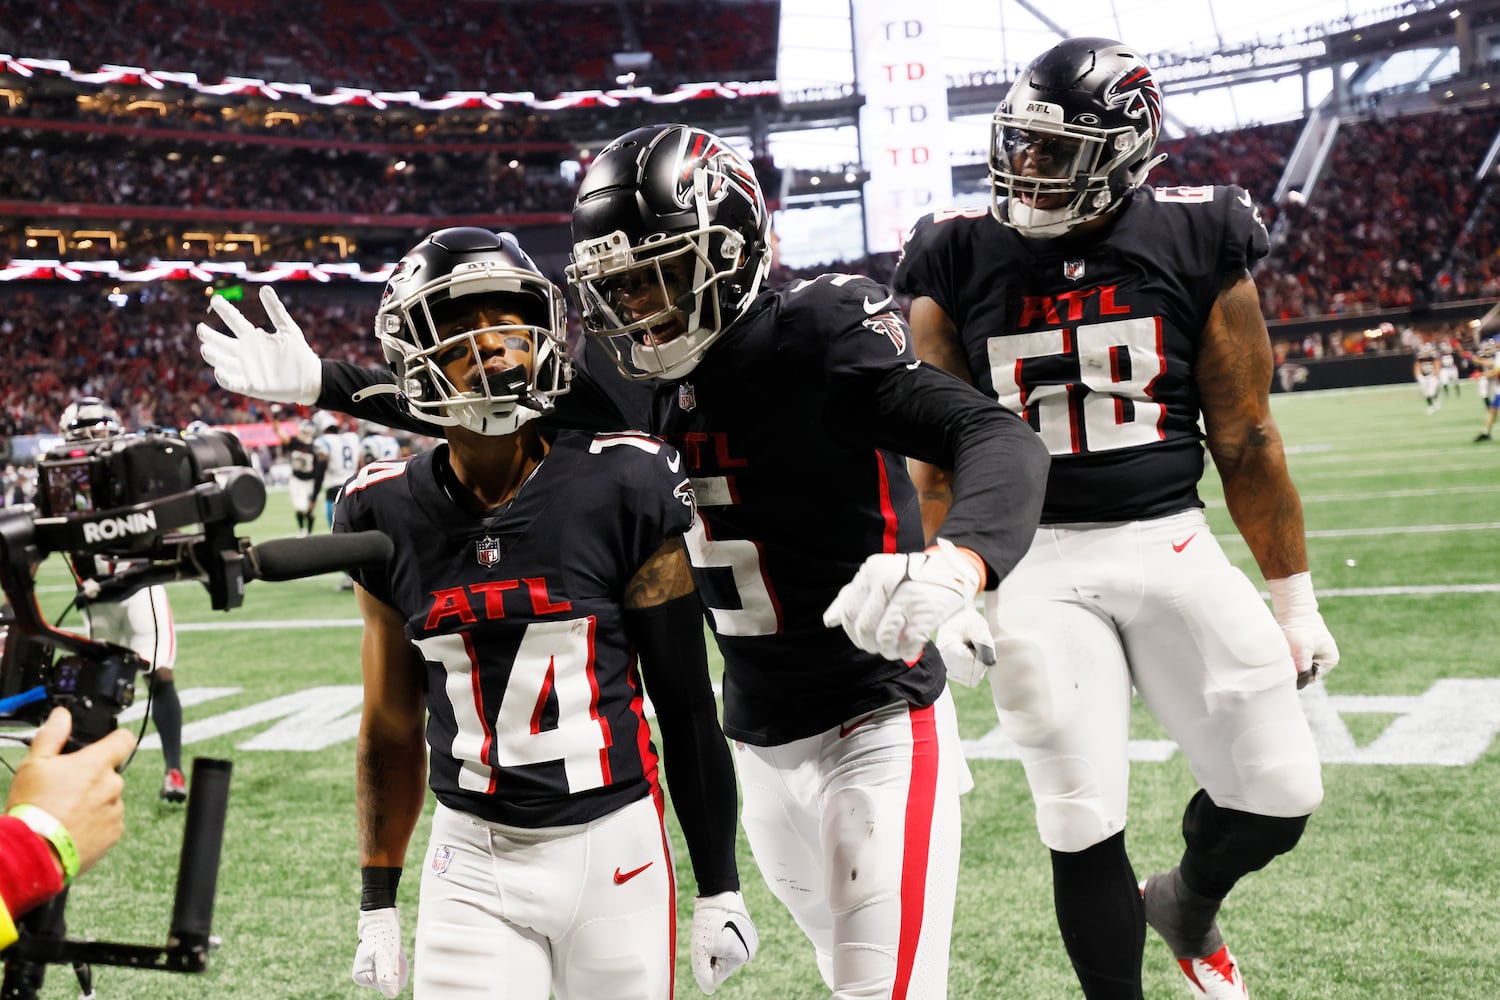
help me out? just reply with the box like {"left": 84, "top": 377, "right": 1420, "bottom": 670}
{"left": 352, "top": 906, "right": 409, "bottom": 998}
{"left": 197, "top": 286, "right": 323, "bottom": 405}
{"left": 7, "top": 708, "right": 135, "bottom": 877}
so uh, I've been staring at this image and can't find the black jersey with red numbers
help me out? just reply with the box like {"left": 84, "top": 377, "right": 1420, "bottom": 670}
{"left": 332, "top": 429, "right": 695, "bottom": 828}
{"left": 644, "top": 272, "right": 1042, "bottom": 746}
{"left": 896, "top": 184, "right": 1270, "bottom": 524}
{"left": 317, "top": 279, "right": 1047, "bottom": 748}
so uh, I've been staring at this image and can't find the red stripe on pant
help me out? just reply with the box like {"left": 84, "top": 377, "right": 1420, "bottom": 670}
{"left": 892, "top": 703, "right": 939, "bottom": 999}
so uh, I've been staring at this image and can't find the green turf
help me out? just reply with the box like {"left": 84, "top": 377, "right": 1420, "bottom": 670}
{"left": 4, "top": 381, "right": 1497, "bottom": 997}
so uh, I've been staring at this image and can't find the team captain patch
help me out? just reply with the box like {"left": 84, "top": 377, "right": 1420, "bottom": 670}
{"left": 476, "top": 536, "right": 502, "bottom": 567}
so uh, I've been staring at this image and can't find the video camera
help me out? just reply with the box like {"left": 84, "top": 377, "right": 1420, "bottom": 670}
{"left": 0, "top": 427, "right": 390, "bottom": 999}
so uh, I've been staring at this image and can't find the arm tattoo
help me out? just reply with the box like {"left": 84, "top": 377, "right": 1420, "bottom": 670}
{"left": 625, "top": 536, "right": 695, "bottom": 608}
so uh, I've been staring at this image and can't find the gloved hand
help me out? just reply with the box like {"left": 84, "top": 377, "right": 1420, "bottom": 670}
{"left": 197, "top": 285, "right": 323, "bottom": 404}
{"left": 691, "top": 891, "right": 759, "bottom": 995}
{"left": 351, "top": 906, "right": 409, "bottom": 998}
{"left": 935, "top": 607, "right": 996, "bottom": 687}
{"left": 823, "top": 538, "right": 984, "bottom": 662}
{"left": 1267, "top": 572, "right": 1340, "bottom": 689}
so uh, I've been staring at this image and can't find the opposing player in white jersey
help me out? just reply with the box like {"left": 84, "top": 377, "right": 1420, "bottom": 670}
{"left": 1474, "top": 343, "right": 1499, "bottom": 442}
{"left": 326, "top": 228, "right": 755, "bottom": 999}
{"left": 315, "top": 410, "right": 362, "bottom": 516}
{"left": 1438, "top": 344, "right": 1460, "bottom": 398}
{"left": 58, "top": 397, "right": 187, "bottom": 802}
{"left": 898, "top": 38, "right": 1337, "bottom": 1000}
{"left": 359, "top": 424, "right": 402, "bottom": 466}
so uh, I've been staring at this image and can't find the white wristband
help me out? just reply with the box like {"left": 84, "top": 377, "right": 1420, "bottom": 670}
{"left": 1267, "top": 572, "right": 1318, "bottom": 620}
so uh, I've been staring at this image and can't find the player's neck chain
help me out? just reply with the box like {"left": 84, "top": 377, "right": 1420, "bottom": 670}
{"left": 435, "top": 447, "right": 543, "bottom": 518}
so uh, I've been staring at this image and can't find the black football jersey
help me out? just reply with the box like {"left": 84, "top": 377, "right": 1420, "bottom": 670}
{"left": 319, "top": 276, "right": 1044, "bottom": 747}
{"left": 287, "top": 439, "right": 324, "bottom": 481}
{"left": 645, "top": 274, "right": 947, "bottom": 745}
{"left": 333, "top": 430, "right": 695, "bottom": 828}
{"left": 897, "top": 184, "right": 1270, "bottom": 523}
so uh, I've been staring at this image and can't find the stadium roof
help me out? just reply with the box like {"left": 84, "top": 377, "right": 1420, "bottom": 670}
{"left": 777, "top": 0, "right": 1487, "bottom": 133}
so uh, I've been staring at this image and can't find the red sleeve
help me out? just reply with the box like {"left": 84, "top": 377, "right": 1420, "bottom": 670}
{"left": 0, "top": 815, "right": 65, "bottom": 919}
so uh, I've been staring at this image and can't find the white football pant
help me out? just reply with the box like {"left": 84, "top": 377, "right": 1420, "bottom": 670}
{"left": 288, "top": 476, "right": 317, "bottom": 515}
{"left": 987, "top": 508, "right": 1323, "bottom": 854}
{"left": 81, "top": 584, "right": 176, "bottom": 673}
{"left": 735, "top": 690, "right": 971, "bottom": 999}
{"left": 414, "top": 794, "right": 675, "bottom": 999}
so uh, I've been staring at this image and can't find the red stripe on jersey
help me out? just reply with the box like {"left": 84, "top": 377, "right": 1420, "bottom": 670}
{"left": 462, "top": 630, "right": 499, "bottom": 794}
{"left": 582, "top": 616, "right": 613, "bottom": 785}
{"left": 529, "top": 658, "right": 557, "bottom": 735}
{"left": 892, "top": 703, "right": 939, "bottom": 999}
{"left": 1150, "top": 316, "right": 1167, "bottom": 439}
{"left": 875, "top": 451, "right": 899, "bottom": 553}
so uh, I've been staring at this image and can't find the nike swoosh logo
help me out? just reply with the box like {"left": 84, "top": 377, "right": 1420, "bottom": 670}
{"left": 1237, "top": 190, "right": 1252, "bottom": 207}
{"left": 906, "top": 361, "right": 922, "bottom": 370}
{"left": 666, "top": 453, "right": 681, "bottom": 473}
{"left": 614, "top": 862, "right": 653, "bottom": 885}
{"left": 1171, "top": 533, "right": 1198, "bottom": 553}
{"left": 863, "top": 293, "right": 894, "bottom": 315}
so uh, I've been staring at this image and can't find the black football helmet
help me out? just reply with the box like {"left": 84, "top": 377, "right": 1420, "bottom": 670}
{"left": 59, "top": 396, "right": 122, "bottom": 441}
{"left": 990, "top": 37, "right": 1167, "bottom": 238}
{"left": 567, "top": 123, "right": 772, "bottom": 380}
{"left": 374, "top": 228, "right": 570, "bottom": 436}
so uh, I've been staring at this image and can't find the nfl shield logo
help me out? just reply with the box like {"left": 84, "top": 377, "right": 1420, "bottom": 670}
{"left": 476, "top": 536, "right": 501, "bottom": 567}
{"left": 677, "top": 383, "right": 697, "bottom": 412}
{"left": 431, "top": 845, "right": 452, "bottom": 876}
{"left": 1064, "top": 259, "right": 1086, "bottom": 281}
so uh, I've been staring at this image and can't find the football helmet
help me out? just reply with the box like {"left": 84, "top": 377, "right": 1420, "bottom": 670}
{"left": 59, "top": 396, "right": 122, "bottom": 442}
{"left": 567, "top": 123, "right": 771, "bottom": 380}
{"left": 990, "top": 37, "right": 1167, "bottom": 238}
{"left": 373, "top": 228, "right": 570, "bottom": 436}
{"left": 296, "top": 419, "right": 318, "bottom": 444}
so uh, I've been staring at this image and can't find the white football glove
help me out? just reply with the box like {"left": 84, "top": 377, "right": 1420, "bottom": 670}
{"left": 691, "top": 891, "right": 758, "bottom": 995}
{"left": 822, "top": 538, "right": 984, "bottom": 663}
{"left": 1267, "top": 572, "right": 1340, "bottom": 689}
{"left": 196, "top": 285, "right": 323, "bottom": 404}
{"left": 352, "top": 906, "right": 409, "bottom": 998}
{"left": 935, "top": 606, "right": 996, "bottom": 688}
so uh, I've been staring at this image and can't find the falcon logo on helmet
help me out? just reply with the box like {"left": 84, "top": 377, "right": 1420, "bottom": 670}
{"left": 989, "top": 37, "right": 1168, "bottom": 239}
{"left": 567, "top": 123, "right": 772, "bottom": 382}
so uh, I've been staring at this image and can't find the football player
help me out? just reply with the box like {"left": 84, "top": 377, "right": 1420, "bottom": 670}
{"left": 271, "top": 413, "right": 327, "bottom": 536}
{"left": 359, "top": 422, "right": 402, "bottom": 466}
{"left": 315, "top": 409, "right": 362, "bottom": 523}
{"left": 894, "top": 38, "right": 1336, "bottom": 1000}
{"left": 195, "top": 125, "right": 1050, "bottom": 998}
{"left": 58, "top": 397, "right": 187, "bottom": 803}
{"left": 1474, "top": 342, "right": 1499, "bottom": 442}
{"left": 325, "top": 229, "right": 755, "bottom": 999}
{"left": 1415, "top": 343, "right": 1441, "bottom": 413}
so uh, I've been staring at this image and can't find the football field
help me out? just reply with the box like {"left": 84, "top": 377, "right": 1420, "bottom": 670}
{"left": 6, "top": 382, "right": 1497, "bottom": 998}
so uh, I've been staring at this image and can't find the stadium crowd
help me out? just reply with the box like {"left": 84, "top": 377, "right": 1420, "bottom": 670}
{"left": 4, "top": 0, "right": 780, "bottom": 95}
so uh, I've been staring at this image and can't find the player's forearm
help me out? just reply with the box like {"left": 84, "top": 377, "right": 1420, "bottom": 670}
{"left": 1213, "top": 433, "right": 1309, "bottom": 580}
{"left": 627, "top": 593, "right": 739, "bottom": 895}
{"left": 355, "top": 725, "right": 426, "bottom": 868}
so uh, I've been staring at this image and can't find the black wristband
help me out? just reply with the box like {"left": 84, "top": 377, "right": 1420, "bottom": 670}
{"left": 360, "top": 865, "right": 402, "bottom": 911}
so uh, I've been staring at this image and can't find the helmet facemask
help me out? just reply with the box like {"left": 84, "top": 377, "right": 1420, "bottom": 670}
{"left": 570, "top": 220, "right": 757, "bottom": 380}
{"left": 376, "top": 263, "right": 571, "bottom": 437}
{"left": 567, "top": 124, "right": 771, "bottom": 381}
{"left": 990, "top": 110, "right": 1162, "bottom": 238}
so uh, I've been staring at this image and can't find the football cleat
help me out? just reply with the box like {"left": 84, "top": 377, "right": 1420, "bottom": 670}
{"left": 1177, "top": 945, "right": 1249, "bottom": 999}
{"left": 160, "top": 768, "right": 187, "bottom": 803}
